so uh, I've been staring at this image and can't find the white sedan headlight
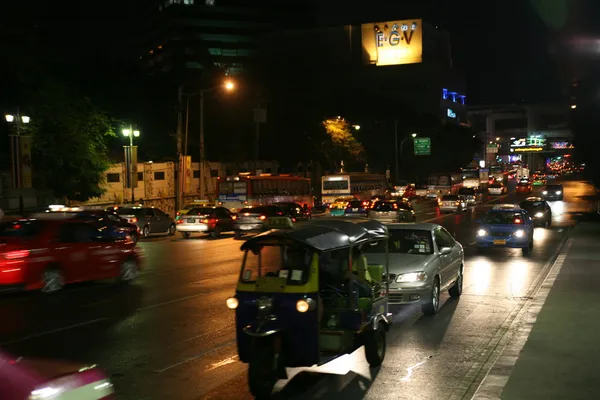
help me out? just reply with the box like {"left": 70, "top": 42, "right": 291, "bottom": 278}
{"left": 514, "top": 230, "right": 525, "bottom": 238}
{"left": 396, "top": 272, "right": 427, "bottom": 283}
{"left": 542, "top": 191, "right": 548, "bottom": 195}
{"left": 555, "top": 191, "right": 562, "bottom": 195}
{"left": 535, "top": 212, "right": 544, "bottom": 218}
{"left": 477, "top": 229, "right": 487, "bottom": 237}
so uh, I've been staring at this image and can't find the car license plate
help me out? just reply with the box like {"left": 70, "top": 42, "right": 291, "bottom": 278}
{"left": 186, "top": 218, "right": 196, "bottom": 223}
{"left": 493, "top": 239, "right": 506, "bottom": 245}
{"left": 240, "top": 225, "right": 252, "bottom": 230}
{"left": 352, "top": 208, "right": 358, "bottom": 212}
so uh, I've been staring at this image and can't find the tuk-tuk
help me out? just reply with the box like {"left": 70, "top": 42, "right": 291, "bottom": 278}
{"left": 329, "top": 197, "right": 355, "bottom": 216}
{"left": 226, "top": 218, "right": 392, "bottom": 398}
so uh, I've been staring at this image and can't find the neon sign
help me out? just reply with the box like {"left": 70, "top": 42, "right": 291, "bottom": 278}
{"left": 447, "top": 109, "right": 456, "bottom": 118}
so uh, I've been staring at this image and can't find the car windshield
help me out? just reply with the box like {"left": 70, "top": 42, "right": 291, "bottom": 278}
{"left": 372, "top": 201, "right": 397, "bottom": 211}
{"left": 442, "top": 195, "right": 458, "bottom": 201}
{"left": 521, "top": 201, "right": 544, "bottom": 208}
{"left": 363, "top": 229, "right": 433, "bottom": 255}
{"left": 482, "top": 211, "right": 525, "bottom": 224}
{"left": 188, "top": 207, "right": 214, "bottom": 215}
{"left": 348, "top": 201, "right": 363, "bottom": 208}
{"left": 546, "top": 185, "right": 562, "bottom": 191}
{"left": 0, "top": 220, "right": 44, "bottom": 237}
{"left": 241, "top": 242, "right": 312, "bottom": 284}
{"left": 115, "top": 208, "right": 144, "bottom": 216}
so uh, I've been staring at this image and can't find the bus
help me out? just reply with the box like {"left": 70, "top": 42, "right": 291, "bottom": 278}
{"left": 321, "top": 173, "right": 388, "bottom": 205}
{"left": 489, "top": 165, "right": 504, "bottom": 182}
{"left": 217, "top": 174, "right": 312, "bottom": 212}
{"left": 461, "top": 167, "right": 480, "bottom": 189}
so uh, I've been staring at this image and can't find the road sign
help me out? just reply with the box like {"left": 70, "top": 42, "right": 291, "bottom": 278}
{"left": 487, "top": 143, "right": 498, "bottom": 154}
{"left": 414, "top": 137, "right": 431, "bottom": 156}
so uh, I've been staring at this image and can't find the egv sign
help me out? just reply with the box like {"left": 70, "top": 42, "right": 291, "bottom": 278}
{"left": 362, "top": 19, "right": 423, "bottom": 66}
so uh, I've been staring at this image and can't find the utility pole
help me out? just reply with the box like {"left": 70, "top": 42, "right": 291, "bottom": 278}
{"left": 394, "top": 119, "right": 399, "bottom": 183}
{"left": 199, "top": 90, "right": 205, "bottom": 198}
{"left": 253, "top": 100, "right": 267, "bottom": 174}
{"left": 176, "top": 84, "right": 184, "bottom": 210}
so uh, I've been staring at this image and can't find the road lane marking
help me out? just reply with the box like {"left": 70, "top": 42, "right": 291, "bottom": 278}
{"left": 0, "top": 318, "right": 108, "bottom": 346}
{"left": 205, "top": 355, "right": 238, "bottom": 372}
{"left": 449, "top": 227, "right": 572, "bottom": 400}
{"left": 153, "top": 340, "right": 236, "bottom": 373}
{"left": 136, "top": 292, "right": 211, "bottom": 312}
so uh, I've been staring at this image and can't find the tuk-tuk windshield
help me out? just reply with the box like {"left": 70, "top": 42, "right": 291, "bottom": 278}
{"left": 241, "top": 242, "right": 313, "bottom": 285}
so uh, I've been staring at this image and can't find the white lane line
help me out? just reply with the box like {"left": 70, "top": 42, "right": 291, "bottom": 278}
{"left": 153, "top": 340, "right": 236, "bottom": 373}
{"left": 1, "top": 318, "right": 108, "bottom": 346}
{"left": 136, "top": 292, "right": 210, "bottom": 312}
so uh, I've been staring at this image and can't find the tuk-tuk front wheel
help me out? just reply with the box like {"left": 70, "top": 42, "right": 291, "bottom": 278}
{"left": 248, "top": 345, "right": 277, "bottom": 399}
{"left": 364, "top": 321, "right": 387, "bottom": 367}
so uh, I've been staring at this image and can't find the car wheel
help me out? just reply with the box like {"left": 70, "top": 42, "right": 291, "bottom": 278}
{"left": 118, "top": 258, "right": 138, "bottom": 283}
{"left": 181, "top": 232, "right": 191, "bottom": 239}
{"left": 449, "top": 266, "right": 463, "bottom": 298}
{"left": 209, "top": 226, "right": 222, "bottom": 239}
{"left": 422, "top": 278, "right": 440, "bottom": 316}
{"left": 168, "top": 224, "right": 176, "bottom": 236}
{"left": 142, "top": 225, "right": 150, "bottom": 238}
{"left": 41, "top": 267, "right": 65, "bottom": 293}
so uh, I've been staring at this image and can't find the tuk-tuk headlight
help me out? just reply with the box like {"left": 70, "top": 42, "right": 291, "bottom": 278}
{"left": 226, "top": 297, "right": 239, "bottom": 310}
{"left": 296, "top": 298, "right": 316, "bottom": 313}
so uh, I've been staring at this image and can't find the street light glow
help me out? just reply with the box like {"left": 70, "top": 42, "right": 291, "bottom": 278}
{"left": 496, "top": 137, "right": 500, "bottom": 141}
{"left": 411, "top": 133, "right": 417, "bottom": 138}
{"left": 122, "top": 129, "right": 131, "bottom": 137}
{"left": 21, "top": 116, "right": 30, "bottom": 124}
{"left": 571, "top": 104, "right": 577, "bottom": 109}
{"left": 133, "top": 130, "right": 140, "bottom": 137}
{"left": 353, "top": 125, "right": 360, "bottom": 130}
{"left": 5, "top": 114, "right": 14, "bottom": 122}
{"left": 224, "top": 80, "right": 235, "bottom": 91}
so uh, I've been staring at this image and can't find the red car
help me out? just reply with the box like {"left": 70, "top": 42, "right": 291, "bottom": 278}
{"left": 516, "top": 182, "right": 533, "bottom": 194}
{"left": 0, "top": 218, "right": 141, "bottom": 293}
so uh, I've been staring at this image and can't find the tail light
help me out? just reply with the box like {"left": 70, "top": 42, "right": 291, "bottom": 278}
{"left": 4, "top": 250, "right": 30, "bottom": 260}
{"left": 292, "top": 217, "right": 297, "bottom": 223}
{"left": 201, "top": 218, "right": 218, "bottom": 224}
{"left": 276, "top": 211, "right": 283, "bottom": 216}
{"left": 130, "top": 218, "right": 138, "bottom": 223}
{"left": 176, "top": 212, "right": 181, "bottom": 216}
{"left": 231, "top": 215, "right": 237, "bottom": 220}
{"left": 346, "top": 203, "right": 352, "bottom": 208}
{"left": 455, "top": 202, "right": 460, "bottom": 206}
{"left": 259, "top": 215, "right": 266, "bottom": 220}
{"left": 176, "top": 219, "right": 184, "bottom": 224}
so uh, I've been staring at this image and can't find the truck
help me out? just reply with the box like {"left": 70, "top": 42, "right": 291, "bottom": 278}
{"left": 461, "top": 167, "right": 481, "bottom": 189}
{"left": 516, "top": 167, "right": 529, "bottom": 181}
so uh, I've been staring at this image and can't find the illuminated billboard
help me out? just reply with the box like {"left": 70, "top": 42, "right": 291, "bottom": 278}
{"left": 362, "top": 19, "right": 423, "bottom": 66}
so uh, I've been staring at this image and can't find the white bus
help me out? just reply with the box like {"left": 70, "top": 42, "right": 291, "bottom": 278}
{"left": 461, "top": 167, "right": 481, "bottom": 189}
{"left": 321, "top": 173, "right": 388, "bottom": 205}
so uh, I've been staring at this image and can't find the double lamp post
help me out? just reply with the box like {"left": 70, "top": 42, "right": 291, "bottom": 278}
{"left": 122, "top": 126, "right": 140, "bottom": 203}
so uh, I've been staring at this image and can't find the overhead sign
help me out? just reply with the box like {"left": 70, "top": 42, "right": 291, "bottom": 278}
{"left": 513, "top": 147, "right": 544, "bottom": 152}
{"left": 414, "top": 137, "right": 431, "bottom": 155}
{"left": 362, "top": 19, "right": 423, "bottom": 66}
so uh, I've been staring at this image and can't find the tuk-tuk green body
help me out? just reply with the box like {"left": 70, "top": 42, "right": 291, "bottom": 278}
{"left": 227, "top": 218, "right": 392, "bottom": 398}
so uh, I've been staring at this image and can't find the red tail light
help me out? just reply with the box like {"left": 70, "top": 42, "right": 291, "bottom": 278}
{"left": 176, "top": 219, "right": 184, "bottom": 224}
{"left": 259, "top": 215, "right": 266, "bottom": 220}
{"left": 514, "top": 218, "right": 522, "bottom": 224}
{"left": 231, "top": 215, "right": 237, "bottom": 220}
{"left": 201, "top": 218, "right": 218, "bottom": 224}
{"left": 346, "top": 204, "right": 352, "bottom": 208}
{"left": 130, "top": 218, "right": 138, "bottom": 223}
{"left": 176, "top": 212, "right": 181, "bottom": 216}
{"left": 4, "top": 250, "right": 30, "bottom": 260}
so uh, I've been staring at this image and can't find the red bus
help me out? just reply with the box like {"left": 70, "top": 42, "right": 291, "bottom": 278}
{"left": 217, "top": 174, "right": 313, "bottom": 212}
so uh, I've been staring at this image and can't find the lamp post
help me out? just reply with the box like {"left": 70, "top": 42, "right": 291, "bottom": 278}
{"left": 122, "top": 126, "right": 140, "bottom": 203}
{"left": 181, "top": 79, "right": 235, "bottom": 201}
{"left": 395, "top": 124, "right": 417, "bottom": 181}
{"left": 5, "top": 111, "right": 31, "bottom": 192}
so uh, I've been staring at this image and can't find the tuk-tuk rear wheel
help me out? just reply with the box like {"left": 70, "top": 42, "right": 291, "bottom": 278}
{"left": 248, "top": 346, "right": 277, "bottom": 399}
{"left": 364, "top": 321, "right": 386, "bottom": 367}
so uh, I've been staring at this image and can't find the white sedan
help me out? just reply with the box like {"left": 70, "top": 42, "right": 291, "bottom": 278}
{"left": 363, "top": 223, "right": 464, "bottom": 315}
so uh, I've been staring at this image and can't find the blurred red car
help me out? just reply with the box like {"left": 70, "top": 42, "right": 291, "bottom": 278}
{"left": 0, "top": 348, "right": 115, "bottom": 399}
{"left": 516, "top": 181, "right": 533, "bottom": 194}
{"left": 0, "top": 218, "right": 141, "bottom": 293}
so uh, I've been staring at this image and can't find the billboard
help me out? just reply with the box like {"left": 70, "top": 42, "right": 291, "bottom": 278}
{"left": 362, "top": 19, "right": 423, "bottom": 66}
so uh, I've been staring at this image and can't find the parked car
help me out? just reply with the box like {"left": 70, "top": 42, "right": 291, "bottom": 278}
{"left": 541, "top": 184, "right": 564, "bottom": 201}
{"left": 362, "top": 223, "right": 464, "bottom": 315}
{"left": 368, "top": 200, "right": 416, "bottom": 223}
{"left": 0, "top": 218, "right": 141, "bottom": 293}
{"left": 111, "top": 206, "right": 176, "bottom": 238}
{"left": 233, "top": 205, "right": 284, "bottom": 240}
{"left": 519, "top": 197, "right": 552, "bottom": 228}
{"left": 176, "top": 206, "right": 235, "bottom": 238}
{"left": 438, "top": 195, "right": 467, "bottom": 213}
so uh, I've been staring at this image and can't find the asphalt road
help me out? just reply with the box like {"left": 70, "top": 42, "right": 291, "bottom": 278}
{"left": 0, "top": 180, "right": 595, "bottom": 400}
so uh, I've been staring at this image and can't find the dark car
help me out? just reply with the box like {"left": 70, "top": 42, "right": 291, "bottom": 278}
{"left": 111, "top": 206, "right": 176, "bottom": 238}
{"left": 233, "top": 205, "right": 284, "bottom": 240}
{"left": 542, "top": 184, "right": 564, "bottom": 201}
{"left": 519, "top": 197, "right": 552, "bottom": 228}
{"left": 343, "top": 200, "right": 370, "bottom": 216}
{"left": 272, "top": 202, "right": 311, "bottom": 221}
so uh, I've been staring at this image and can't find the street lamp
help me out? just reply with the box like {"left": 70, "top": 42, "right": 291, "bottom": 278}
{"left": 353, "top": 125, "right": 361, "bottom": 130}
{"left": 395, "top": 131, "right": 418, "bottom": 181}
{"left": 122, "top": 126, "right": 140, "bottom": 203}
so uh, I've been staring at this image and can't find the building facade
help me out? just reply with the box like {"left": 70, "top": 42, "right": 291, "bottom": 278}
{"left": 468, "top": 104, "right": 574, "bottom": 170}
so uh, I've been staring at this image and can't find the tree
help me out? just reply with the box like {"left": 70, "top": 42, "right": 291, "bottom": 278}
{"left": 26, "top": 78, "right": 116, "bottom": 202}
{"left": 314, "top": 118, "right": 366, "bottom": 172}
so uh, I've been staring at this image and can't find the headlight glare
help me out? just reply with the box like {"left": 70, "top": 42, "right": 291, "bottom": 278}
{"left": 477, "top": 229, "right": 487, "bottom": 237}
{"left": 556, "top": 191, "right": 561, "bottom": 195}
{"left": 542, "top": 191, "right": 548, "bottom": 195}
{"left": 535, "top": 212, "right": 544, "bottom": 218}
{"left": 515, "top": 230, "right": 525, "bottom": 238}
{"left": 226, "top": 297, "right": 239, "bottom": 309}
{"left": 396, "top": 271, "right": 427, "bottom": 283}
{"left": 296, "top": 298, "right": 315, "bottom": 312}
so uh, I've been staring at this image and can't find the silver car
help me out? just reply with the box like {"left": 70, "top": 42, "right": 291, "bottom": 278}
{"left": 368, "top": 200, "right": 416, "bottom": 223}
{"left": 457, "top": 187, "right": 483, "bottom": 206}
{"left": 362, "top": 223, "right": 464, "bottom": 315}
{"left": 438, "top": 195, "right": 467, "bottom": 213}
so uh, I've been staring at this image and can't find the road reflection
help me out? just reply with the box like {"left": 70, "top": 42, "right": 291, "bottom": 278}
{"left": 508, "top": 260, "right": 529, "bottom": 297}
{"left": 468, "top": 260, "right": 492, "bottom": 295}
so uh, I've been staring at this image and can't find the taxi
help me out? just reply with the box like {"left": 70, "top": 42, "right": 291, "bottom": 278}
{"left": 516, "top": 180, "right": 533, "bottom": 194}
{"left": 475, "top": 204, "right": 534, "bottom": 256}
{"left": 176, "top": 199, "right": 214, "bottom": 221}
{"left": 329, "top": 197, "right": 355, "bottom": 216}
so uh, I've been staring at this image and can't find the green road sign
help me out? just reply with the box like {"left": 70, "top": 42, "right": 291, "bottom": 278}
{"left": 414, "top": 137, "right": 431, "bottom": 156}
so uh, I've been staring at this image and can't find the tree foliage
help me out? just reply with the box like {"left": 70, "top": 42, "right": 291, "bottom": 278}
{"left": 315, "top": 118, "right": 366, "bottom": 172}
